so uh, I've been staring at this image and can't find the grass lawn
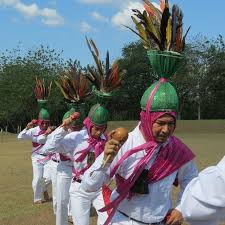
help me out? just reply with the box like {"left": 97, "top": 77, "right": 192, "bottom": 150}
{"left": 0, "top": 120, "right": 225, "bottom": 225}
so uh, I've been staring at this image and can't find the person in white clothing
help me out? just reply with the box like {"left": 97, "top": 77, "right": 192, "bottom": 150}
{"left": 18, "top": 100, "right": 53, "bottom": 204}
{"left": 81, "top": 77, "right": 198, "bottom": 225}
{"left": 41, "top": 104, "right": 111, "bottom": 225}
{"left": 41, "top": 108, "right": 85, "bottom": 225}
{"left": 180, "top": 156, "right": 225, "bottom": 225}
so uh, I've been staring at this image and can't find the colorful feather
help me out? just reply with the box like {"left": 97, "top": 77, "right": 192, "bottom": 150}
{"left": 56, "top": 62, "right": 91, "bottom": 102}
{"left": 86, "top": 37, "right": 126, "bottom": 93}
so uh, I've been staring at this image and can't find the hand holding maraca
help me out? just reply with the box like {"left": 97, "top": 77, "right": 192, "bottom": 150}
{"left": 61, "top": 112, "right": 80, "bottom": 130}
{"left": 103, "top": 127, "right": 128, "bottom": 166}
{"left": 26, "top": 119, "right": 38, "bottom": 130}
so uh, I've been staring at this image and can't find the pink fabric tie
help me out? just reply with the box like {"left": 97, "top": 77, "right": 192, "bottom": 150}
{"left": 75, "top": 117, "right": 107, "bottom": 163}
{"left": 32, "top": 129, "right": 46, "bottom": 154}
{"left": 73, "top": 117, "right": 107, "bottom": 180}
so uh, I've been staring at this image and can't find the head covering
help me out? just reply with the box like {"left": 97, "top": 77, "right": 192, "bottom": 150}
{"left": 34, "top": 77, "right": 52, "bottom": 130}
{"left": 63, "top": 102, "right": 86, "bottom": 129}
{"left": 56, "top": 61, "right": 92, "bottom": 131}
{"left": 139, "top": 49, "right": 183, "bottom": 142}
{"left": 85, "top": 37, "right": 125, "bottom": 124}
{"left": 88, "top": 103, "right": 109, "bottom": 127}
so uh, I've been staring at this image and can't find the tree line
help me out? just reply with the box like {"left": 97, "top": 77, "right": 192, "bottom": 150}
{"left": 1, "top": 35, "right": 225, "bottom": 133}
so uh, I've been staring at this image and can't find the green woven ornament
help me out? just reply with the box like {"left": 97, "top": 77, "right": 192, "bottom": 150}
{"left": 37, "top": 99, "right": 47, "bottom": 109}
{"left": 92, "top": 86, "right": 112, "bottom": 107}
{"left": 65, "top": 102, "right": 86, "bottom": 126}
{"left": 88, "top": 103, "right": 109, "bottom": 126}
{"left": 140, "top": 50, "right": 183, "bottom": 112}
{"left": 38, "top": 108, "right": 50, "bottom": 120}
{"left": 37, "top": 99, "right": 50, "bottom": 120}
{"left": 147, "top": 50, "right": 184, "bottom": 78}
{"left": 140, "top": 81, "right": 178, "bottom": 112}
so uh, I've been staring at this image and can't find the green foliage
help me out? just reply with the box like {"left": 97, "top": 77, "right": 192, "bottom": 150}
{"left": 0, "top": 45, "right": 66, "bottom": 131}
{"left": 1, "top": 36, "right": 225, "bottom": 132}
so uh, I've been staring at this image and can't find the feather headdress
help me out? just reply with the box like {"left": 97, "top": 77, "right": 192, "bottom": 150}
{"left": 126, "top": 0, "right": 190, "bottom": 52}
{"left": 34, "top": 77, "right": 52, "bottom": 100}
{"left": 55, "top": 60, "right": 91, "bottom": 103}
{"left": 85, "top": 37, "right": 126, "bottom": 95}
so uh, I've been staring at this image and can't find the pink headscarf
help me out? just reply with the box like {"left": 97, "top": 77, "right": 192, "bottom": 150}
{"left": 74, "top": 117, "right": 107, "bottom": 162}
{"left": 38, "top": 119, "right": 50, "bottom": 131}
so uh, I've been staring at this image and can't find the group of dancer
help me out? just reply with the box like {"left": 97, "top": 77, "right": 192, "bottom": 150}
{"left": 17, "top": 76, "right": 225, "bottom": 225}
{"left": 17, "top": 0, "right": 225, "bottom": 224}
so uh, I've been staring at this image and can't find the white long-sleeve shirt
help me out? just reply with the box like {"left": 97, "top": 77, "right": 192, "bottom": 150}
{"left": 40, "top": 126, "right": 106, "bottom": 176}
{"left": 18, "top": 126, "right": 48, "bottom": 158}
{"left": 81, "top": 125, "right": 198, "bottom": 223}
{"left": 181, "top": 156, "right": 225, "bottom": 224}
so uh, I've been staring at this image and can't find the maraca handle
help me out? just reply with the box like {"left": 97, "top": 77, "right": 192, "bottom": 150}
{"left": 102, "top": 155, "right": 111, "bottom": 167}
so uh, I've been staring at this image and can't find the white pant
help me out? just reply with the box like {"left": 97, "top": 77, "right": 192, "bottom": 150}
{"left": 56, "top": 162, "right": 73, "bottom": 225}
{"left": 111, "top": 211, "right": 165, "bottom": 225}
{"left": 44, "top": 159, "right": 58, "bottom": 213}
{"left": 31, "top": 156, "right": 51, "bottom": 202}
{"left": 69, "top": 181, "right": 108, "bottom": 225}
{"left": 43, "top": 160, "right": 52, "bottom": 191}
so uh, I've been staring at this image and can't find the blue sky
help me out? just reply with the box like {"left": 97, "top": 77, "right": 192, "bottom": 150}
{"left": 0, "top": 0, "right": 225, "bottom": 66}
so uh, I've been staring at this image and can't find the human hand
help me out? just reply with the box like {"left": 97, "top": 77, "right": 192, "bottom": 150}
{"left": 44, "top": 126, "right": 56, "bottom": 136}
{"left": 103, "top": 136, "right": 120, "bottom": 164}
{"left": 61, "top": 112, "right": 80, "bottom": 129}
{"left": 165, "top": 209, "right": 183, "bottom": 225}
{"left": 26, "top": 119, "right": 37, "bottom": 130}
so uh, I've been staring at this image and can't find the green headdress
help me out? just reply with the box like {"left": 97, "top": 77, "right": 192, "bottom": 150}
{"left": 34, "top": 77, "right": 52, "bottom": 120}
{"left": 37, "top": 100, "right": 50, "bottom": 120}
{"left": 88, "top": 103, "right": 109, "bottom": 126}
{"left": 63, "top": 102, "right": 86, "bottom": 127}
{"left": 128, "top": 0, "right": 188, "bottom": 112}
{"left": 140, "top": 50, "right": 183, "bottom": 112}
{"left": 55, "top": 61, "right": 91, "bottom": 126}
{"left": 85, "top": 37, "right": 126, "bottom": 107}
{"left": 84, "top": 37, "right": 126, "bottom": 125}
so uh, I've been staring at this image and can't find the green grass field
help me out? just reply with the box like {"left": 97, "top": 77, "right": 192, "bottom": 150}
{"left": 0, "top": 120, "right": 225, "bottom": 225}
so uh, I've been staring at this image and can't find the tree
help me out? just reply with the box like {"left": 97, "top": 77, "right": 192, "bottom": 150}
{"left": 0, "top": 45, "right": 66, "bottom": 132}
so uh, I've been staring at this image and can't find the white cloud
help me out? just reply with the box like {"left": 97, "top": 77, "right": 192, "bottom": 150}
{"left": 91, "top": 11, "right": 108, "bottom": 23}
{"left": 79, "top": 0, "right": 112, "bottom": 4}
{"left": 111, "top": 1, "right": 144, "bottom": 29}
{"left": 40, "top": 8, "right": 64, "bottom": 26}
{"left": 15, "top": 2, "right": 39, "bottom": 17}
{"left": 80, "top": 21, "right": 96, "bottom": 33}
{"left": 0, "top": 0, "right": 19, "bottom": 6}
{"left": 0, "top": 0, "right": 64, "bottom": 27}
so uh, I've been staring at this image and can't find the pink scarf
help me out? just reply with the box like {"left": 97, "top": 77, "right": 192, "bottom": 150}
{"left": 32, "top": 128, "right": 46, "bottom": 154}
{"left": 72, "top": 117, "right": 107, "bottom": 180}
{"left": 37, "top": 119, "right": 50, "bottom": 131}
{"left": 99, "top": 78, "right": 195, "bottom": 225}
{"left": 74, "top": 117, "right": 107, "bottom": 162}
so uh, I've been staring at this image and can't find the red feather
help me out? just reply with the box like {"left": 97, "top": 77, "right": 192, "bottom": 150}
{"left": 144, "top": 2, "right": 155, "bottom": 16}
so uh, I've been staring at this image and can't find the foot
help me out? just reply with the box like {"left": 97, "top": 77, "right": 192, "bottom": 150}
{"left": 68, "top": 215, "right": 73, "bottom": 224}
{"left": 43, "top": 191, "right": 51, "bottom": 201}
{"left": 33, "top": 200, "right": 43, "bottom": 205}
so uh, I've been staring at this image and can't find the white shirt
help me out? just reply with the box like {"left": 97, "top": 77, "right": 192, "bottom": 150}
{"left": 41, "top": 126, "right": 106, "bottom": 176}
{"left": 18, "top": 126, "right": 48, "bottom": 158}
{"left": 82, "top": 125, "right": 198, "bottom": 223}
{"left": 181, "top": 156, "right": 225, "bottom": 223}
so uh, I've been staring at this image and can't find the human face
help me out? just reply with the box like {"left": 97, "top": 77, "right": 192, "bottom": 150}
{"left": 41, "top": 121, "right": 50, "bottom": 130}
{"left": 91, "top": 125, "right": 107, "bottom": 139}
{"left": 152, "top": 114, "right": 175, "bottom": 143}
